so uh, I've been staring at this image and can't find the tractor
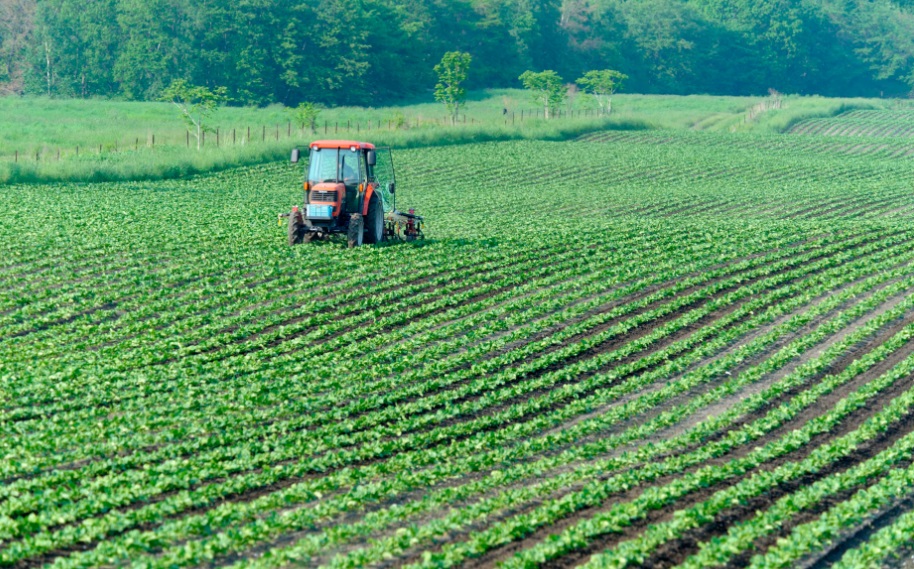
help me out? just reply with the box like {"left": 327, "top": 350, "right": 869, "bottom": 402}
{"left": 282, "top": 140, "right": 424, "bottom": 247}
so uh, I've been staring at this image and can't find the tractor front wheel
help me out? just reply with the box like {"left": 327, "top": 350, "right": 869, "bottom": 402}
{"left": 348, "top": 214, "right": 364, "bottom": 248}
{"left": 365, "top": 193, "right": 384, "bottom": 244}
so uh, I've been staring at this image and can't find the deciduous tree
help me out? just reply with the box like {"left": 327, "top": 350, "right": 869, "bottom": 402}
{"left": 160, "top": 79, "right": 228, "bottom": 150}
{"left": 577, "top": 69, "right": 627, "bottom": 114}
{"left": 434, "top": 51, "right": 472, "bottom": 125}
{"left": 0, "top": 0, "right": 34, "bottom": 95}
{"left": 519, "top": 69, "right": 566, "bottom": 119}
{"left": 290, "top": 102, "right": 321, "bottom": 134}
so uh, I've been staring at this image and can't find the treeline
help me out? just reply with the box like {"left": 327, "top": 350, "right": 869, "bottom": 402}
{"left": 2, "top": 0, "right": 914, "bottom": 105}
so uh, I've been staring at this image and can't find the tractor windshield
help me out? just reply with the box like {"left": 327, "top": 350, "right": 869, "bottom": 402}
{"left": 308, "top": 148, "right": 360, "bottom": 185}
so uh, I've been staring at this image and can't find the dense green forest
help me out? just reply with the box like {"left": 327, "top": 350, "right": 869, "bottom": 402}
{"left": 2, "top": 0, "right": 914, "bottom": 106}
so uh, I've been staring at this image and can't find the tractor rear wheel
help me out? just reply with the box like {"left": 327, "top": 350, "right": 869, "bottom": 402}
{"left": 347, "top": 214, "right": 364, "bottom": 248}
{"left": 288, "top": 209, "right": 305, "bottom": 246}
{"left": 364, "top": 193, "right": 384, "bottom": 244}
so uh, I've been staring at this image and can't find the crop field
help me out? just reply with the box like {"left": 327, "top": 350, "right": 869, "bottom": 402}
{"left": 4, "top": 112, "right": 914, "bottom": 568}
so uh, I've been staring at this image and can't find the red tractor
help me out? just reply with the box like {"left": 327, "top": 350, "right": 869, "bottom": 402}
{"left": 283, "top": 140, "right": 424, "bottom": 247}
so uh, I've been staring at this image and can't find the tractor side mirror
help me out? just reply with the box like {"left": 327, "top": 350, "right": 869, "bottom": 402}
{"left": 290, "top": 148, "right": 300, "bottom": 163}
{"left": 367, "top": 150, "right": 376, "bottom": 166}
{"left": 388, "top": 182, "right": 396, "bottom": 194}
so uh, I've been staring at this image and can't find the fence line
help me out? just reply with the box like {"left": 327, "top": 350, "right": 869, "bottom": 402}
{"left": 1, "top": 108, "right": 609, "bottom": 164}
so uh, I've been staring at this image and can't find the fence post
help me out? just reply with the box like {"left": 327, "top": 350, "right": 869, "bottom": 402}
{"left": 57, "top": 149, "right": 60, "bottom": 161}
{"left": 262, "top": 126, "right": 266, "bottom": 141}
{"left": 216, "top": 128, "right": 220, "bottom": 147}
{"left": 14, "top": 150, "right": 17, "bottom": 163}
{"left": 187, "top": 131, "right": 190, "bottom": 147}
{"left": 233, "top": 129, "right": 236, "bottom": 144}
{"left": 275, "top": 125, "right": 279, "bottom": 140}
{"left": 152, "top": 134, "right": 155, "bottom": 147}
{"left": 247, "top": 126, "right": 251, "bottom": 141}
{"left": 287, "top": 121, "right": 291, "bottom": 137}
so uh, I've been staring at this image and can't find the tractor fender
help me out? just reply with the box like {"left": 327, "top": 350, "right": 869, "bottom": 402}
{"left": 361, "top": 184, "right": 378, "bottom": 216}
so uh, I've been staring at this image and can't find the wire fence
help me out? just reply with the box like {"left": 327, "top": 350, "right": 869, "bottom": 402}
{"left": 0, "top": 107, "right": 608, "bottom": 164}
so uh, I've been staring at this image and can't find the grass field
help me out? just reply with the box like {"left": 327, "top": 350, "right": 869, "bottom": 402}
{"left": 0, "top": 91, "right": 881, "bottom": 184}
{"left": 4, "top": 107, "right": 914, "bottom": 568}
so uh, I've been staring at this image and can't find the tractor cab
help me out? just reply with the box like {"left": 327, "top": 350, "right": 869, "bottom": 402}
{"left": 284, "top": 140, "right": 423, "bottom": 247}
{"left": 299, "top": 141, "right": 395, "bottom": 222}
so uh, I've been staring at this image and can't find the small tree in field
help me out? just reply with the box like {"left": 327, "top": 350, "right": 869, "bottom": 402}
{"left": 519, "top": 70, "right": 566, "bottom": 119}
{"left": 291, "top": 102, "right": 321, "bottom": 134}
{"left": 434, "top": 51, "right": 472, "bottom": 125}
{"left": 577, "top": 69, "right": 627, "bottom": 115}
{"left": 160, "top": 79, "right": 228, "bottom": 150}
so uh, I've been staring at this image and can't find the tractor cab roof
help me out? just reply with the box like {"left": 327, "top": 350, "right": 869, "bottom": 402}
{"left": 309, "top": 140, "right": 376, "bottom": 150}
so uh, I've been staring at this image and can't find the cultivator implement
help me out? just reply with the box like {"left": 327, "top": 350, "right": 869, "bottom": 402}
{"left": 385, "top": 209, "right": 425, "bottom": 242}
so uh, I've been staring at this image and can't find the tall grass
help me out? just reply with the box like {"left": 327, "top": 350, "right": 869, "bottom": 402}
{"left": 0, "top": 116, "right": 647, "bottom": 184}
{"left": 0, "top": 90, "right": 894, "bottom": 185}
{"left": 749, "top": 96, "right": 883, "bottom": 133}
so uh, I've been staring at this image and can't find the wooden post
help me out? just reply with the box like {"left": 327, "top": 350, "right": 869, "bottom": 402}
{"left": 247, "top": 126, "right": 251, "bottom": 141}
{"left": 187, "top": 131, "right": 190, "bottom": 147}
{"left": 275, "top": 125, "right": 279, "bottom": 140}
{"left": 233, "top": 128, "right": 236, "bottom": 144}
{"left": 152, "top": 134, "right": 155, "bottom": 147}
{"left": 14, "top": 150, "right": 17, "bottom": 163}
{"left": 57, "top": 148, "right": 60, "bottom": 161}
{"left": 216, "top": 128, "right": 220, "bottom": 147}
{"left": 287, "top": 121, "right": 291, "bottom": 136}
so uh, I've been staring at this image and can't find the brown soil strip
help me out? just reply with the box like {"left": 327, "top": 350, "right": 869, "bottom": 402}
{"left": 529, "top": 354, "right": 914, "bottom": 569}
{"left": 796, "top": 496, "right": 914, "bottom": 569}
{"left": 420, "top": 289, "right": 914, "bottom": 568}
{"left": 315, "top": 268, "right": 903, "bottom": 569}
{"left": 640, "top": 467, "right": 904, "bottom": 569}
